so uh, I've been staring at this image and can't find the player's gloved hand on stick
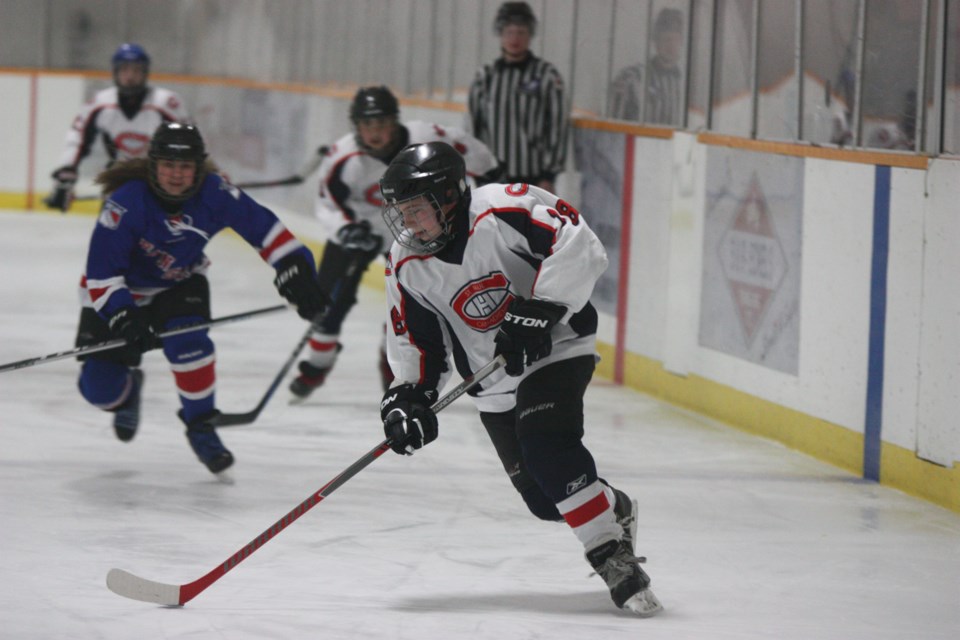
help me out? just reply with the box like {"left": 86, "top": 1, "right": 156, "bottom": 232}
{"left": 336, "top": 220, "right": 383, "bottom": 258}
{"left": 274, "top": 253, "right": 330, "bottom": 321}
{"left": 493, "top": 297, "right": 566, "bottom": 376}
{"left": 380, "top": 384, "right": 439, "bottom": 455}
{"left": 43, "top": 166, "right": 78, "bottom": 212}
{"left": 107, "top": 306, "right": 159, "bottom": 354}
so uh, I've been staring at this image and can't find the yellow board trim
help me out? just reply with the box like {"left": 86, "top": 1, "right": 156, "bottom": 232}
{"left": 600, "top": 348, "right": 960, "bottom": 514}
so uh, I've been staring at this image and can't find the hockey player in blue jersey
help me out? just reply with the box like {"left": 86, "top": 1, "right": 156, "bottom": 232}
{"left": 74, "top": 122, "right": 328, "bottom": 476}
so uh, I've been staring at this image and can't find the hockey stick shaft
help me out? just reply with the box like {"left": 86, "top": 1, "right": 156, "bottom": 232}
{"left": 72, "top": 147, "right": 328, "bottom": 200}
{"left": 0, "top": 304, "right": 287, "bottom": 374}
{"left": 106, "top": 355, "right": 505, "bottom": 606}
{"left": 213, "top": 251, "right": 362, "bottom": 427}
{"left": 231, "top": 146, "right": 327, "bottom": 190}
{"left": 212, "top": 323, "right": 313, "bottom": 427}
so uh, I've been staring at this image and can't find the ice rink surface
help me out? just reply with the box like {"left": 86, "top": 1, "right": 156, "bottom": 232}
{"left": 1, "top": 209, "right": 958, "bottom": 639}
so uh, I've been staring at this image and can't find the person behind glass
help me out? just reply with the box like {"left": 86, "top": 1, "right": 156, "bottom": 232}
{"left": 287, "top": 86, "right": 502, "bottom": 401}
{"left": 608, "top": 7, "right": 684, "bottom": 125}
{"left": 377, "top": 141, "right": 663, "bottom": 617}
{"left": 44, "top": 43, "right": 191, "bottom": 213}
{"left": 467, "top": 2, "right": 568, "bottom": 193}
{"left": 75, "top": 123, "right": 327, "bottom": 478}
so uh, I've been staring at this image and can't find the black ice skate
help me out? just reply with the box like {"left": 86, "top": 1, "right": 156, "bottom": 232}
{"left": 112, "top": 369, "right": 144, "bottom": 442}
{"left": 179, "top": 410, "right": 234, "bottom": 475}
{"left": 288, "top": 361, "right": 335, "bottom": 400}
{"left": 586, "top": 538, "right": 663, "bottom": 617}
{"left": 612, "top": 487, "right": 638, "bottom": 555}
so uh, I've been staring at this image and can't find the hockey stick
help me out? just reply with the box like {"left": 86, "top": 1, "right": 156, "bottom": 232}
{"left": 212, "top": 249, "right": 364, "bottom": 427}
{"left": 0, "top": 304, "right": 287, "bottom": 374}
{"left": 211, "top": 322, "right": 313, "bottom": 427}
{"left": 226, "top": 145, "right": 328, "bottom": 191}
{"left": 106, "top": 355, "right": 505, "bottom": 606}
{"left": 71, "top": 146, "right": 329, "bottom": 201}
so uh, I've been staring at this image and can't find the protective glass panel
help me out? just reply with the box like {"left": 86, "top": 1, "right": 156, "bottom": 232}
{"left": 710, "top": 0, "right": 753, "bottom": 136}
{"left": 607, "top": 0, "right": 652, "bottom": 122}
{"left": 572, "top": 0, "right": 617, "bottom": 117}
{"left": 45, "top": 0, "right": 125, "bottom": 71}
{"left": 643, "top": 0, "right": 687, "bottom": 126}
{"left": 0, "top": 0, "right": 47, "bottom": 67}
{"left": 943, "top": 0, "right": 960, "bottom": 154}
{"left": 800, "top": 0, "right": 858, "bottom": 145}
{"left": 687, "top": 0, "right": 715, "bottom": 130}
{"left": 607, "top": 0, "right": 686, "bottom": 126}
{"left": 861, "top": 0, "right": 923, "bottom": 150}
{"left": 756, "top": 1, "right": 797, "bottom": 140}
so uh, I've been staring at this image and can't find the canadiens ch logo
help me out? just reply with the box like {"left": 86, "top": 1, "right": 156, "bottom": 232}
{"left": 113, "top": 131, "right": 150, "bottom": 157}
{"left": 365, "top": 184, "right": 384, "bottom": 207}
{"left": 98, "top": 199, "right": 127, "bottom": 229}
{"left": 450, "top": 272, "right": 514, "bottom": 331}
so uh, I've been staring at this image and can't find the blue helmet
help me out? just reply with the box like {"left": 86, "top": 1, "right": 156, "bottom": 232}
{"left": 112, "top": 43, "right": 150, "bottom": 69}
{"left": 111, "top": 44, "right": 150, "bottom": 96}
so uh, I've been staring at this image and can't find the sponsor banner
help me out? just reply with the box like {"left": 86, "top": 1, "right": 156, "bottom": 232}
{"left": 700, "top": 147, "right": 803, "bottom": 374}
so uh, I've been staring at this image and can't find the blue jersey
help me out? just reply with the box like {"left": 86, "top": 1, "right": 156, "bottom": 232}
{"left": 82, "top": 173, "right": 314, "bottom": 319}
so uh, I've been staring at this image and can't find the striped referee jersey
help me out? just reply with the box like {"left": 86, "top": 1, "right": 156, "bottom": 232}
{"left": 467, "top": 54, "right": 568, "bottom": 184}
{"left": 607, "top": 57, "right": 682, "bottom": 125}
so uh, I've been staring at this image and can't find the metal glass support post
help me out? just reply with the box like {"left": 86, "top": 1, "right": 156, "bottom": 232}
{"left": 749, "top": 0, "right": 761, "bottom": 139}
{"left": 851, "top": 0, "right": 867, "bottom": 147}
{"left": 794, "top": 0, "right": 805, "bottom": 141}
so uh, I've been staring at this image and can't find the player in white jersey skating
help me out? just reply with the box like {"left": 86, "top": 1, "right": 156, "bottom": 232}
{"left": 44, "top": 43, "right": 191, "bottom": 212}
{"left": 289, "top": 86, "right": 501, "bottom": 399}
{"left": 376, "top": 141, "right": 663, "bottom": 617}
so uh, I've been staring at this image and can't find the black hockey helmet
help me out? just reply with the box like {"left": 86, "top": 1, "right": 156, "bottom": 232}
{"left": 494, "top": 2, "right": 537, "bottom": 35}
{"left": 380, "top": 142, "right": 470, "bottom": 255}
{"left": 111, "top": 43, "right": 150, "bottom": 97}
{"left": 350, "top": 86, "right": 400, "bottom": 123}
{"left": 147, "top": 122, "right": 208, "bottom": 205}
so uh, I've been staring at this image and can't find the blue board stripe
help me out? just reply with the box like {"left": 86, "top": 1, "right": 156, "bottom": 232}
{"left": 863, "top": 165, "right": 890, "bottom": 481}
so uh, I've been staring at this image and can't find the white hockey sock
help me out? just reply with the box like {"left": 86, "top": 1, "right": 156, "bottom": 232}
{"left": 556, "top": 479, "right": 623, "bottom": 550}
{"left": 306, "top": 333, "right": 340, "bottom": 368}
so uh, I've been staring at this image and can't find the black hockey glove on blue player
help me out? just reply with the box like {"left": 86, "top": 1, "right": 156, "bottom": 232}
{"left": 107, "top": 306, "right": 159, "bottom": 354}
{"left": 274, "top": 253, "right": 330, "bottom": 321}
{"left": 380, "top": 384, "right": 439, "bottom": 455}
{"left": 493, "top": 297, "right": 566, "bottom": 376}
{"left": 336, "top": 221, "right": 383, "bottom": 259}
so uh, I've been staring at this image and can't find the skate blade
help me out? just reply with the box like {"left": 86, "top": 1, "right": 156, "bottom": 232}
{"left": 214, "top": 469, "right": 236, "bottom": 485}
{"left": 622, "top": 589, "right": 663, "bottom": 617}
{"left": 288, "top": 394, "right": 309, "bottom": 405}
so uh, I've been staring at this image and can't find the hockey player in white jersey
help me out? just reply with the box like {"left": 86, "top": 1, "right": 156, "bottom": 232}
{"left": 377, "top": 141, "right": 662, "bottom": 617}
{"left": 43, "top": 43, "right": 191, "bottom": 212}
{"left": 289, "top": 86, "right": 502, "bottom": 399}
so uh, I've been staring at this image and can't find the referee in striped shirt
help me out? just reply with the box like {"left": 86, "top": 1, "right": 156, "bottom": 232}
{"left": 608, "top": 8, "right": 684, "bottom": 126}
{"left": 468, "top": 2, "right": 568, "bottom": 193}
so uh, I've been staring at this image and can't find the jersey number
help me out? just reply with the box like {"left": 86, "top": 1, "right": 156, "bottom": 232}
{"left": 549, "top": 199, "right": 580, "bottom": 226}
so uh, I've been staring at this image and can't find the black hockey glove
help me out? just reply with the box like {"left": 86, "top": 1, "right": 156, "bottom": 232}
{"left": 493, "top": 297, "right": 566, "bottom": 376}
{"left": 380, "top": 384, "right": 439, "bottom": 455}
{"left": 107, "top": 306, "right": 159, "bottom": 354}
{"left": 274, "top": 253, "right": 330, "bottom": 321}
{"left": 43, "top": 166, "right": 78, "bottom": 212}
{"left": 336, "top": 221, "right": 383, "bottom": 258}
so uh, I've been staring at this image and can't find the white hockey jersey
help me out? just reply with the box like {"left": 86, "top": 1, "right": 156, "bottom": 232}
{"left": 314, "top": 121, "right": 500, "bottom": 243}
{"left": 384, "top": 183, "right": 609, "bottom": 413}
{"left": 55, "top": 85, "right": 191, "bottom": 169}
